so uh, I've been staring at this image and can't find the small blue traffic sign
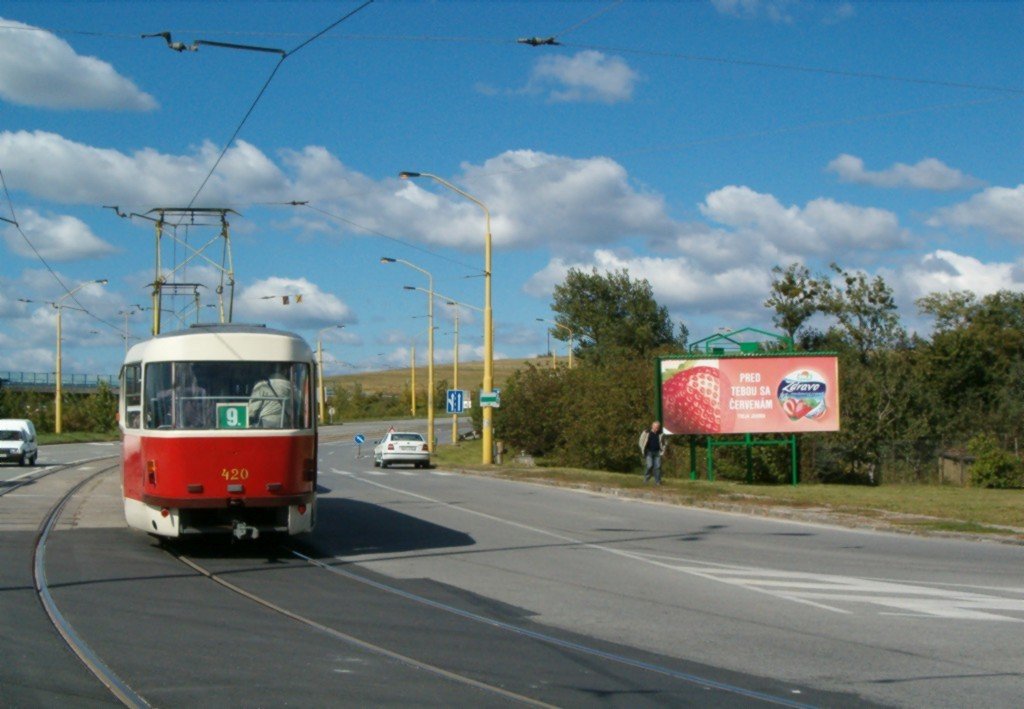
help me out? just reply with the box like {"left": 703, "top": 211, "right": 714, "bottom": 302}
{"left": 446, "top": 389, "right": 464, "bottom": 414}
{"left": 354, "top": 434, "right": 365, "bottom": 444}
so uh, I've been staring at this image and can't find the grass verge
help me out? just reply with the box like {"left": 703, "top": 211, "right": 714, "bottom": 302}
{"left": 432, "top": 440, "right": 1024, "bottom": 541}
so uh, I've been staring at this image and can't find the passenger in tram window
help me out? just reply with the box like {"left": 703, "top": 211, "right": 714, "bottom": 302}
{"left": 176, "top": 363, "right": 211, "bottom": 429}
{"left": 248, "top": 365, "right": 294, "bottom": 429}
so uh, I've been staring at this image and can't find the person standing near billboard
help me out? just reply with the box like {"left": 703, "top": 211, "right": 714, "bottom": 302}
{"left": 639, "top": 421, "right": 668, "bottom": 484}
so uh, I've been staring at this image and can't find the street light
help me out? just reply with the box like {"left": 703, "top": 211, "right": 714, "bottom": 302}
{"left": 117, "top": 308, "right": 143, "bottom": 355}
{"left": 382, "top": 256, "right": 435, "bottom": 452}
{"left": 399, "top": 171, "right": 494, "bottom": 464}
{"left": 317, "top": 325, "right": 345, "bottom": 424}
{"left": 27, "top": 279, "right": 108, "bottom": 434}
{"left": 537, "top": 318, "right": 574, "bottom": 369}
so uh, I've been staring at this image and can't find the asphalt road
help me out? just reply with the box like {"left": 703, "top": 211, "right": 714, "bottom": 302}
{"left": 1, "top": 426, "right": 1021, "bottom": 707}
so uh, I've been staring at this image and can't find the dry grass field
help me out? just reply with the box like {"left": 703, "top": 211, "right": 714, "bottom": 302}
{"left": 325, "top": 356, "right": 555, "bottom": 395}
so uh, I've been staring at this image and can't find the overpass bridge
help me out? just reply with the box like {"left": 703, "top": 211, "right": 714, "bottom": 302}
{"left": 0, "top": 371, "right": 119, "bottom": 394}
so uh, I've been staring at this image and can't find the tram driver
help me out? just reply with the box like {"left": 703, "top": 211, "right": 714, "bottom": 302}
{"left": 248, "top": 365, "right": 294, "bottom": 429}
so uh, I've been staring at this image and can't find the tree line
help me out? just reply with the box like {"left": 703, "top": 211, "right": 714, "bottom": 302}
{"left": 492, "top": 265, "right": 1023, "bottom": 488}
{"left": 0, "top": 384, "right": 118, "bottom": 434}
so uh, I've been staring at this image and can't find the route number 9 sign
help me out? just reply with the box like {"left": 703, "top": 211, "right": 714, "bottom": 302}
{"left": 217, "top": 403, "right": 249, "bottom": 430}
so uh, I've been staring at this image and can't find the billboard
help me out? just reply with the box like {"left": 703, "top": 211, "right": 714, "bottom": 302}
{"left": 658, "top": 355, "right": 840, "bottom": 435}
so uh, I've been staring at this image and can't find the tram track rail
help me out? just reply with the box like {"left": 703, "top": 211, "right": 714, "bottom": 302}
{"left": 172, "top": 536, "right": 816, "bottom": 708}
{"left": 172, "top": 550, "right": 556, "bottom": 707}
{"left": 32, "top": 461, "right": 150, "bottom": 708}
{"left": 0, "top": 454, "right": 118, "bottom": 499}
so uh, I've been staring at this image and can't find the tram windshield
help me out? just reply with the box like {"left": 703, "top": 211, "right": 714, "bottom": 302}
{"left": 143, "top": 361, "right": 312, "bottom": 431}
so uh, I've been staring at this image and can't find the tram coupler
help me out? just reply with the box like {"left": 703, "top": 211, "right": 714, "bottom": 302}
{"left": 231, "top": 520, "right": 259, "bottom": 540}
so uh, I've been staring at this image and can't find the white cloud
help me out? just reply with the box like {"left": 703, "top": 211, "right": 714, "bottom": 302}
{"left": 710, "top": 0, "right": 797, "bottom": 23}
{"left": 827, "top": 153, "right": 982, "bottom": 191}
{"left": 234, "top": 276, "right": 354, "bottom": 329}
{"left": 0, "top": 131, "right": 917, "bottom": 271}
{"left": 928, "top": 184, "right": 1024, "bottom": 240}
{"left": 0, "top": 131, "right": 287, "bottom": 207}
{"left": 524, "top": 249, "right": 770, "bottom": 315}
{"left": 529, "top": 50, "right": 639, "bottom": 104}
{"left": 825, "top": 3, "right": 856, "bottom": 25}
{"left": 899, "top": 250, "right": 1024, "bottom": 299}
{"left": 386, "top": 150, "right": 673, "bottom": 250}
{"left": 0, "top": 18, "right": 156, "bottom": 111}
{"left": 1, "top": 133, "right": 674, "bottom": 253}
{"left": 3, "top": 208, "right": 116, "bottom": 261}
{"left": 698, "top": 185, "right": 907, "bottom": 255}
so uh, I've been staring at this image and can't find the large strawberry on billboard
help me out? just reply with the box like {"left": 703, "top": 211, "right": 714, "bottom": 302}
{"left": 661, "top": 361, "right": 734, "bottom": 434}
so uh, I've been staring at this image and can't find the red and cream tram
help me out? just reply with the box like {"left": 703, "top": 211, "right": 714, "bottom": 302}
{"left": 119, "top": 324, "right": 317, "bottom": 539}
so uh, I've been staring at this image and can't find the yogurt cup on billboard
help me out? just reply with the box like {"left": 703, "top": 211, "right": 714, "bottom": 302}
{"left": 777, "top": 369, "right": 828, "bottom": 421}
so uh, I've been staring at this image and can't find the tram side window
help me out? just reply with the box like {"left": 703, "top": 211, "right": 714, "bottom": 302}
{"left": 121, "top": 363, "right": 142, "bottom": 429}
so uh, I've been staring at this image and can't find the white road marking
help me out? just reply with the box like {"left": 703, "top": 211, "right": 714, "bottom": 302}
{"left": 663, "top": 566, "right": 1024, "bottom": 622}
{"left": 343, "top": 473, "right": 1024, "bottom": 623}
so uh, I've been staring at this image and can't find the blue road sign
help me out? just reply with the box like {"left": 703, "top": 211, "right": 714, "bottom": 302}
{"left": 354, "top": 434, "right": 365, "bottom": 444}
{"left": 446, "top": 389, "right": 464, "bottom": 414}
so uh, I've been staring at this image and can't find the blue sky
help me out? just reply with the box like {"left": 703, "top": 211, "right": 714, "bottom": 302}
{"left": 1, "top": 0, "right": 1021, "bottom": 379}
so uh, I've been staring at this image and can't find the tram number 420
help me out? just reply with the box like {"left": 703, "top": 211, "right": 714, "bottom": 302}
{"left": 221, "top": 468, "right": 250, "bottom": 481}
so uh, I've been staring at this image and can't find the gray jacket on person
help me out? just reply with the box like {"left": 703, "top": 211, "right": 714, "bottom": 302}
{"left": 638, "top": 429, "right": 668, "bottom": 456}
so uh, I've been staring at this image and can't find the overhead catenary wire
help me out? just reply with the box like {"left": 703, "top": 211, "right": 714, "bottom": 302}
{"left": 7, "top": 12, "right": 1021, "bottom": 97}
{"left": 553, "top": 0, "right": 624, "bottom": 38}
{"left": 180, "top": 0, "right": 375, "bottom": 212}
{"left": 559, "top": 41, "right": 1024, "bottom": 97}
{"left": 463, "top": 94, "right": 1020, "bottom": 180}
{"left": 0, "top": 167, "right": 120, "bottom": 335}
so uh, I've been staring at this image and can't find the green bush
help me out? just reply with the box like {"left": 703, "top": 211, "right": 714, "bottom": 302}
{"left": 499, "top": 356, "right": 655, "bottom": 473}
{"left": 967, "top": 433, "right": 1022, "bottom": 489}
{"left": 495, "top": 365, "right": 567, "bottom": 456}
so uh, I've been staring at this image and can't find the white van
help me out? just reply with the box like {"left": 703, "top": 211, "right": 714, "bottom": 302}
{"left": 0, "top": 419, "right": 38, "bottom": 466}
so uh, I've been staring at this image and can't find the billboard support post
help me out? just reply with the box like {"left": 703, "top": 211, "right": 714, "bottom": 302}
{"left": 791, "top": 434, "right": 798, "bottom": 486}
{"left": 702, "top": 434, "right": 799, "bottom": 484}
{"left": 745, "top": 433, "right": 753, "bottom": 484}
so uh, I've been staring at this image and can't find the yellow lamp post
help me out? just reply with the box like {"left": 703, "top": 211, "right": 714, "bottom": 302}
{"left": 407, "top": 288, "right": 482, "bottom": 445}
{"left": 382, "top": 257, "right": 435, "bottom": 452}
{"left": 24, "top": 279, "right": 108, "bottom": 434}
{"left": 399, "top": 171, "right": 494, "bottom": 464}
{"left": 537, "top": 318, "right": 574, "bottom": 369}
{"left": 410, "top": 342, "right": 416, "bottom": 416}
{"left": 317, "top": 325, "right": 345, "bottom": 424}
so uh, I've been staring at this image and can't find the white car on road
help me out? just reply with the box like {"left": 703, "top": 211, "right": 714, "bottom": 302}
{"left": 373, "top": 431, "right": 430, "bottom": 469}
{"left": 0, "top": 419, "right": 38, "bottom": 466}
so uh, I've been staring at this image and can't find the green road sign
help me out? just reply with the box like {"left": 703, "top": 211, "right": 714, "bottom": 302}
{"left": 217, "top": 403, "right": 248, "bottom": 429}
{"left": 479, "top": 390, "right": 500, "bottom": 408}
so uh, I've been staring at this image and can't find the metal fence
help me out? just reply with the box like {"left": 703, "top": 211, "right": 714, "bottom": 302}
{"left": 0, "top": 371, "right": 119, "bottom": 390}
